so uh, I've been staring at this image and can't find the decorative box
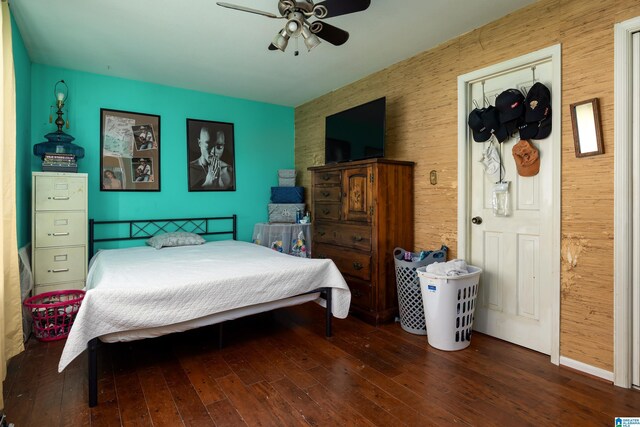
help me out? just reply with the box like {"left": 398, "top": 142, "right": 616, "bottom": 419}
{"left": 268, "top": 203, "right": 305, "bottom": 223}
{"left": 278, "top": 169, "right": 296, "bottom": 187}
{"left": 271, "top": 186, "right": 304, "bottom": 204}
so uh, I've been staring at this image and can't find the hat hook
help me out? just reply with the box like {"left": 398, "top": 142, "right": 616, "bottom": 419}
{"left": 473, "top": 99, "right": 480, "bottom": 109}
{"left": 484, "top": 96, "right": 491, "bottom": 107}
{"left": 481, "top": 81, "right": 487, "bottom": 107}
{"left": 523, "top": 65, "right": 537, "bottom": 97}
{"left": 532, "top": 65, "right": 536, "bottom": 83}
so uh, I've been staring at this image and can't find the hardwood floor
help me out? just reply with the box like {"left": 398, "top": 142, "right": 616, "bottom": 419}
{"left": 3, "top": 303, "right": 639, "bottom": 426}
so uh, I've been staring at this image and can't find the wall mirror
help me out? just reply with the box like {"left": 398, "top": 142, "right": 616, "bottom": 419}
{"left": 570, "top": 98, "right": 604, "bottom": 158}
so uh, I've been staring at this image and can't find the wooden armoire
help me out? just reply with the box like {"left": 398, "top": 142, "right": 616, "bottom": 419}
{"left": 308, "top": 158, "right": 414, "bottom": 325}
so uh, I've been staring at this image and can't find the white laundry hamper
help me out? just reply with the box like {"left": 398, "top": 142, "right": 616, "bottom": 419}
{"left": 417, "top": 265, "right": 482, "bottom": 351}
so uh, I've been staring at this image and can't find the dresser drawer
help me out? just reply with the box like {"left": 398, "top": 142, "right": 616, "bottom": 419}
{"left": 347, "top": 278, "right": 373, "bottom": 312}
{"left": 34, "top": 247, "right": 86, "bottom": 285}
{"left": 313, "top": 186, "right": 342, "bottom": 203}
{"left": 34, "top": 212, "right": 86, "bottom": 248}
{"left": 314, "top": 222, "right": 372, "bottom": 252}
{"left": 314, "top": 203, "right": 341, "bottom": 221}
{"left": 314, "top": 171, "right": 341, "bottom": 185}
{"left": 314, "top": 243, "right": 371, "bottom": 281}
{"left": 34, "top": 175, "right": 86, "bottom": 211}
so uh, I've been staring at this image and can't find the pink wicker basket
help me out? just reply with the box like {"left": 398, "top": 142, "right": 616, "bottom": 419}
{"left": 23, "top": 290, "right": 85, "bottom": 342}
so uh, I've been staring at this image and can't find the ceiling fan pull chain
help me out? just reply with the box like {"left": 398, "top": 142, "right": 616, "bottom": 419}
{"left": 295, "top": 36, "right": 300, "bottom": 56}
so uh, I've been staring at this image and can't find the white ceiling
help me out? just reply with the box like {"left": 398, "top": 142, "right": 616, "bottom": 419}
{"left": 11, "top": 0, "right": 536, "bottom": 107}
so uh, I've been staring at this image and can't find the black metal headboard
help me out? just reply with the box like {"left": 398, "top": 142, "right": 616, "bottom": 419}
{"left": 89, "top": 215, "right": 237, "bottom": 257}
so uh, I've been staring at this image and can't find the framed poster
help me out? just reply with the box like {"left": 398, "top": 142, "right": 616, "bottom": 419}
{"left": 186, "top": 118, "right": 236, "bottom": 191}
{"left": 100, "top": 108, "right": 160, "bottom": 191}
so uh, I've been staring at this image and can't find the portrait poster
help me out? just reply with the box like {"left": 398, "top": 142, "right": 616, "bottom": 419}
{"left": 186, "top": 118, "right": 236, "bottom": 192}
{"left": 100, "top": 109, "right": 160, "bottom": 191}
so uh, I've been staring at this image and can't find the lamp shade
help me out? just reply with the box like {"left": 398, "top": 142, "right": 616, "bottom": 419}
{"left": 272, "top": 29, "right": 290, "bottom": 52}
{"left": 302, "top": 25, "right": 321, "bottom": 51}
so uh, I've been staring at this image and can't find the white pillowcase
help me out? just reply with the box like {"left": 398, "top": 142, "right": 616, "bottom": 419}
{"left": 146, "top": 232, "right": 205, "bottom": 249}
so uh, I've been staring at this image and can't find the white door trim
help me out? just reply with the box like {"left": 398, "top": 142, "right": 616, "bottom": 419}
{"left": 457, "top": 44, "right": 562, "bottom": 365}
{"left": 613, "top": 15, "right": 640, "bottom": 389}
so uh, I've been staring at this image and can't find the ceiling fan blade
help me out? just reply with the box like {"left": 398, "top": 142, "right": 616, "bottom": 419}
{"left": 309, "top": 21, "right": 349, "bottom": 46}
{"left": 268, "top": 43, "right": 278, "bottom": 50}
{"left": 315, "top": 0, "right": 370, "bottom": 18}
{"left": 216, "top": 2, "right": 282, "bottom": 19}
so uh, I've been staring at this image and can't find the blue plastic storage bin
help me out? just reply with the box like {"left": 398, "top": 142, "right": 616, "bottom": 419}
{"left": 271, "top": 186, "right": 304, "bottom": 204}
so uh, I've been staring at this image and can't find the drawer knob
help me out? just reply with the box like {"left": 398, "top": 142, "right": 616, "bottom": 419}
{"left": 353, "top": 235, "right": 363, "bottom": 242}
{"left": 353, "top": 289, "right": 363, "bottom": 298}
{"left": 48, "top": 232, "right": 70, "bottom": 237}
{"left": 48, "top": 268, "right": 69, "bottom": 273}
{"left": 321, "top": 191, "right": 330, "bottom": 197}
{"left": 353, "top": 262, "right": 363, "bottom": 270}
{"left": 322, "top": 208, "right": 330, "bottom": 215}
{"left": 49, "top": 196, "right": 70, "bottom": 200}
{"left": 318, "top": 231, "right": 326, "bottom": 236}
{"left": 321, "top": 174, "right": 331, "bottom": 181}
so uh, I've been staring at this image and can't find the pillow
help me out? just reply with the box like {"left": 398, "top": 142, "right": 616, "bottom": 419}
{"left": 146, "top": 232, "right": 205, "bottom": 249}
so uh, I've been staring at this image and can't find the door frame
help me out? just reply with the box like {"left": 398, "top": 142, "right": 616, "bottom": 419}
{"left": 457, "top": 44, "right": 562, "bottom": 365}
{"left": 613, "top": 15, "right": 640, "bottom": 389}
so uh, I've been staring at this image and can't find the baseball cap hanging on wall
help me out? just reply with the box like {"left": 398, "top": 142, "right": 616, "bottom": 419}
{"left": 481, "top": 106, "right": 509, "bottom": 143}
{"left": 512, "top": 139, "right": 540, "bottom": 177}
{"left": 521, "top": 82, "right": 552, "bottom": 140}
{"left": 496, "top": 88, "right": 525, "bottom": 136}
{"left": 468, "top": 105, "right": 509, "bottom": 143}
{"left": 479, "top": 141, "right": 505, "bottom": 183}
{"left": 468, "top": 107, "right": 491, "bottom": 142}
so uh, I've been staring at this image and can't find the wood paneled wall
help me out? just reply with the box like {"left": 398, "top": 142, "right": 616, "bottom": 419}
{"left": 295, "top": 0, "right": 640, "bottom": 372}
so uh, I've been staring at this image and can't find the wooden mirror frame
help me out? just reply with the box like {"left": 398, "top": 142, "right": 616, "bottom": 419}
{"left": 570, "top": 98, "right": 604, "bottom": 158}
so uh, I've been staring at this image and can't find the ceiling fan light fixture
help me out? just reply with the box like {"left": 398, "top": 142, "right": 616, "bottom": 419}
{"left": 286, "top": 20, "right": 299, "bottom": 33}
{"left": 301, "top": 25, "right": 321, "bottom": 51}
{"left": 285, "top": 17, "right": 303, "bottom": 37}
{"left": 272, "top": 28, "right": 290, "bottom": 52}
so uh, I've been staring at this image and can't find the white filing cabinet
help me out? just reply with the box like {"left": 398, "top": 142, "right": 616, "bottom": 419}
{"left": 31, "top": 172, "right": 88, "bottom": 295}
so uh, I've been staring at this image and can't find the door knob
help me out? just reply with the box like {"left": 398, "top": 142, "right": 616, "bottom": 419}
{"left": 471, "top": 216, "right": 483, "bottom": 225}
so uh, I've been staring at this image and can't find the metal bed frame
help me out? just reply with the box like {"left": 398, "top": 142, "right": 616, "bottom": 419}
{"left": 86, "top": 215, "right": 332, "bottom": 407}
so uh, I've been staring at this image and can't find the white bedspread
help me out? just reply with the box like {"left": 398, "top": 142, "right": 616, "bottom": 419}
{"left": 58, "top": 240, "right": 350, "bottom": 372}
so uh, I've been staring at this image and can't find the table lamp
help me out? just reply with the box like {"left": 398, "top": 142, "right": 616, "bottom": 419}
{"left": 33, "top": 80, "right": 85, "bottom": 159}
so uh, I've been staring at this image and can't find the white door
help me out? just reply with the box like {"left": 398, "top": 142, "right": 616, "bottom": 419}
{"left": 468, "top": 60, "right": 555, "bottom": 354}
{"left": 632, "top": 30, "right": 639, "bottom": 388}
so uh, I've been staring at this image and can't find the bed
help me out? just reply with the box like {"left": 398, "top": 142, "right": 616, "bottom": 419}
{"left": 57, "top": 216, "right": 351, "bottom": 407}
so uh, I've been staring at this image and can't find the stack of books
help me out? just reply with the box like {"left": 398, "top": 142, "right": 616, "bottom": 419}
{"left": 42, "top": 152, "right": 78, "bottom": 173}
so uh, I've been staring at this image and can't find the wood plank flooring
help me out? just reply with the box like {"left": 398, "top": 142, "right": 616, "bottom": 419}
{"left": 3, "top": 303, "right": 639, "bottom": 426}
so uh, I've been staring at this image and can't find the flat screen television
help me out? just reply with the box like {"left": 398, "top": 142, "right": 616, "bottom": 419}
{"left": 325, "top": 97, "right": 386, "bottom": 164}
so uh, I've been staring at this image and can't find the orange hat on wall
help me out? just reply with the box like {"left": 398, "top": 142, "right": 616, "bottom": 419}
{"left": 512, "top": 140, "right": 540, "bottom": 177}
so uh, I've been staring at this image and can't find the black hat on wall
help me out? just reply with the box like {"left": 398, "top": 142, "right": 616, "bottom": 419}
{"left": 481, "top": 106, "right": 509, "bottom": 143}
{"left": 525, "top": 82, "right": 551, "bottom": 122}
{"left": 518, "top": 120, "right": 538, "bottom": 140}
{"left": 519, "top": 106, "right": 552, "bottom": 140}
{"left": 535, "top": 113, "right": 552, "bottom": 139}
{"left": 496, "top": 89, "right": 525, "bottom": 123}
{"left": 468, "top": 108, "right": 491, "bottom": 142}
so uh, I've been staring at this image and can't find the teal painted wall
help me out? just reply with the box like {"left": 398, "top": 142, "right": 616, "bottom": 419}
{"left": 12, "top": 14, "right": 32, "bottom": 248}
{"left": 30, "top": 65, "right": 294, "bottom": 242}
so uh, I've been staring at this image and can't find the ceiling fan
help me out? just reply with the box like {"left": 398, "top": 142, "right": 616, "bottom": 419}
{"left": 216, "top": 0, "right": 371, "bottom": 54}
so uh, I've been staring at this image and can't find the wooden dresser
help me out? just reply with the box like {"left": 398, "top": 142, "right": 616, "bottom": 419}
{"left": 308, "top": 159, "right": 414, "bottom": 325}
{"left": 32, "top": 172, "right": 88, "bottom": 295}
